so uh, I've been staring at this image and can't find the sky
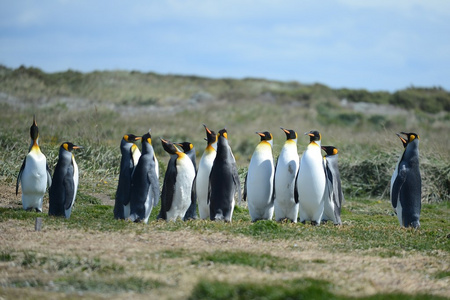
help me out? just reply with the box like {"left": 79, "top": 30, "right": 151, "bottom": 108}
{"left": 1, "top": 0, "right": 449, "bottom": 92}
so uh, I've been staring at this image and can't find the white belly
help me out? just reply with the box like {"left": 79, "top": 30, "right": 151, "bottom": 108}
{"left": 247, "top": 146, "right": 274, "bottom": 221}
{"left": 390, "top": 154, "right": 403, "bottom": 224}
{"left": 321, "top": 181, "right": 337, "bottom": 223}
{"left": 166, "top": 157, "right": 196, "bottom": 221}
{"left": 297, "top": 146, "right": 326, "bottom": 223}
{"left": 21, "top": 152, "right": 48, "bottom": 211}
{"left": 143, "top": 186, "right": 156, "bottom": 224}
{"left": 274, "top": 146, "right": 299, "bottom": 222}
{"left": 65, "top": 157, "right": 79, "bottom": 218}
{"left": 196, "top": 151, "right": 216, "bottom": 219}
{"left": 396, "top": 197, "right": 403, "bottom": 226}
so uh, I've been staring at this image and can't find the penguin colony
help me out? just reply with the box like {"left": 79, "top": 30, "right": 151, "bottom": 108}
{"left": 16, "top": 116, "right": 422, "bottom": 227}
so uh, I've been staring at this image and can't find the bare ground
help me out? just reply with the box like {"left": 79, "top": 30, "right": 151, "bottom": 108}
{"left": 1, "top": 183, "right": 449, "bottom": 299}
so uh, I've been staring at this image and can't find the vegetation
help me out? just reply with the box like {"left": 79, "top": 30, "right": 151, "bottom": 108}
{"left": 0, "top": 65, "right": 449, "bottom": 299}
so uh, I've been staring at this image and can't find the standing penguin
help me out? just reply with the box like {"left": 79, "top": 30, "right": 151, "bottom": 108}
{"left": 390, "top": 133, "right": 408, "bottom": 202}
{"left": 196, "top": 124, "right": 217, "bottom": 219}
{"left": 208, "top": 128, "right": 241, "bottom": 222}
{"left": 128, "top": 130, "right": 160, "bottom": 224}
{"left": 245, "top": 131, "right": 275, "bottom": 222}
{"left": 159, "top": 138, "right": 196, "bottom": 221}
{"left": 391, "top": 132, "right": 421, "bottom": 228}
{"left": 48, "top": 142, "right": 82, "bottom": 218}
{"left": 16, "top": 115, "right": 52, "bottom": 212}
{"left": 295, "top": 130, "right": 326, "bottom": 225}
{"left": 321, "top": 146, "right": 343, "bottom": 225}
{"left": 175, "top": 141, "right": 198, "bottom": 220}
{"left": 114, "top": 134, "right": 141, "bottom": 220}
{"left": 274, "top": 128, "right": 300, "bottom": 223}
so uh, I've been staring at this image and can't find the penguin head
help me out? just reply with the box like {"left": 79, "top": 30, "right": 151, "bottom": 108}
{"left": 281, "top": 128, "right": 297, "bottom": 141}
{"left": 123, "top": 134, "right": 142, "bottom": 143}
{"left": 321, "top": 146, "right": 338, "bottom": 156}
{"left": 29, "top": 115, "right": 39, "bottom": 144}
{"left": 141, "top": 129, "right": 153, "bottom": 145}
{"left": 256, "top": 131, "right": 273, "bottom": 141}
{"left": 160, "top": 138, "right": 180, "bottom": 155}
{"left": 305, "top": 130, "right": 321, "bottom": 142}
{"left": 175, "top": 142, "right": 194, "bottom": 153}
{"left": 400, "top": 132, "right": 420, "bottom": 144}
{"left": 218, "top": 128, "right": 228, "bottom": 140}
{"left": 62, "top": 142, "right": 83, "bottom": 152}
{"left": 203, "top": 124, "right": 217, "bottom": 145}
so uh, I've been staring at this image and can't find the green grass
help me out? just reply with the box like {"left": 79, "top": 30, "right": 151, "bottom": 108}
{"left": 53, "top": 276, "right": 164, "bottom": 293}
{"left": 1, "top": 198, "right": 448, "bottom": 256}
{"left": 193, "top": 250, "right": 300, "bottom": 271}
{"left": 17, "top": 250, "right": 124, "bottom": 273}
{"left": 189, "top": 278, "right": 449, "bottom": 300}
{"left": 8, "top": 276, "right": 164, "bottom": 294}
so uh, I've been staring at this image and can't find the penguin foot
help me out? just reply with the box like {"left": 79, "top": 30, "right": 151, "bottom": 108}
{"left": 311, "top": 221, "right": 319, "bottom": 226}
{"left": 278, "top": 218, "right": 295, "bottom": 223}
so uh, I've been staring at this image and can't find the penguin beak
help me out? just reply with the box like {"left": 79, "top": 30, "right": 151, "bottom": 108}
{"left": 203, "top": 124, "right": 212, "bottom": 134}
{"left": 134, "top": 136, "right": 142, "bottom": 141}
{"left": 72, "top": 145, "right": 83, "bottom": 150}
{"left": 280, "top": 127, "right": 289, "bottom": 134}
{"left": 256, "top": 132, "right": 265, "bottom": 137}
{"left": 305, "top": 132, "right": 314, "bottom": 137}
{"left": 395, "top": 133, "right": 407, "bottom": 144}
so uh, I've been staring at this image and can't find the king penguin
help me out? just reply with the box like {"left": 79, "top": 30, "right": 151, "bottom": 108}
{"left": 274, "top": 128, "right": 300, "bottom": 223}
{"left": 128, "top": 130, "right": 160, "bottom": 224}
{"left": 244, "top": 131, "right": 275, "bottom": 222}
{"left": 295, "top": 130, "right": 326, "bottom": 225}
{"left": 390, "top": 133, "right": 407, "bottom": 202}
{"left": 16, "top": 115, "right": 52, "bottom": 212}
{"left": 208, "top": 128, "right": 241, "bottom": 222}
{"left": 390, "top": 132, "right": 422, "bottom": 228}
{"left": 321, "top": 146, "right": 343, "bottom": 225}
{"left": 48, "top": 142, "right": 82, "bottom": 218}
{"left": 158, "top": 138, "right": 196, "bottom": 221}
{"left": 196, "top": 124, "right": 217, "bottom": 219}
{"left": 175, "top": 141, "right": 198, "bottom": 220}
{"left": 114, "top": 134, "right": 141, "bottom": 220}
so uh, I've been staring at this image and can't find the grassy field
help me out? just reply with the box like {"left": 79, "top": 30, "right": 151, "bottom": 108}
{"left": 0, "top": 66, "right": 449, "bottom": 299}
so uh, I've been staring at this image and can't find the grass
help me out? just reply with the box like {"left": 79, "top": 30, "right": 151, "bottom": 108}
{"left": 1, "top": 67, "right": 449, "bottom": 299}
{"left": 193, "top": 250, "right": 300, "bottom": 271}
{"left": 190, "top": 278, "right": 450, "bottom": 300}
{"left": 1, "top": 199, "right": 448, "bottom": 255}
